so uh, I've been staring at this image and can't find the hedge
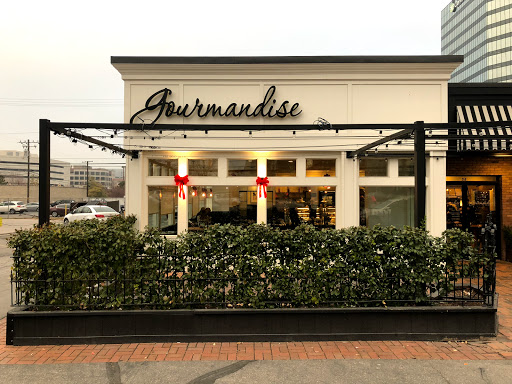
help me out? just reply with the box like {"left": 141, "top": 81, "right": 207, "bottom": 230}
{"left": 7, "top": 216, "right": 490, "bottom": 310}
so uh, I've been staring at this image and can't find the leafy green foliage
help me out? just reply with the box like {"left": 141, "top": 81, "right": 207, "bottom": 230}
{"left": 8, "top": 220, "right": 491, "bottom": 310}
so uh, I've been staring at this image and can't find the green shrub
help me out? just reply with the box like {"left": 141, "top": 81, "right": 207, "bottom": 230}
{"left": 8, "top": 219, "right": 490, "bottom": 310}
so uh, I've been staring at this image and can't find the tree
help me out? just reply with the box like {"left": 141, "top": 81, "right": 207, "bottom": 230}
{"left": 88, "top": 177, "right": 107, "bottom": 197}
{"left": 0, "top": 175, "right": 7, "bottom": 185}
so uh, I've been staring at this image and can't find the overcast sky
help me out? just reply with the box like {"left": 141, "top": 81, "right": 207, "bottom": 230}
{"left": 1, "top": 0, "right": 452, "bottom": 165}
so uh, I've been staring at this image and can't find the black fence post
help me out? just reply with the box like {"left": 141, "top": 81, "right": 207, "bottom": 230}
{"left": 414, "top": 121, "right": 426, "bottom": 228}
{"left": 38, "top": 119, "right": 51, "bottom": 227}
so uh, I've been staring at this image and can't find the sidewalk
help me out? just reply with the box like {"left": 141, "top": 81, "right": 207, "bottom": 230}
{"left": 1, "top": 262, "right": 512, "bottom": 364}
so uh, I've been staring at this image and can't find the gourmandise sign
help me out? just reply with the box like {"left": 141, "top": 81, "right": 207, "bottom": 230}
{"left": 130, "top": 86, "right": 302, "bottom": 124}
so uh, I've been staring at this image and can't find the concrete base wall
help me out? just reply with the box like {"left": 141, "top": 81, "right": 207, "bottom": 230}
{"left": 0, "top": 186, "right": 86, "bottom": 203}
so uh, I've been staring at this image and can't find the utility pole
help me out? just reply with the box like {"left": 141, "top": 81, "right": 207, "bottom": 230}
{"left": 86, "top": 161, "right": 89, "bottom": 198}
{"left": 19, "top": 140, "right": 39, "bottom": 203}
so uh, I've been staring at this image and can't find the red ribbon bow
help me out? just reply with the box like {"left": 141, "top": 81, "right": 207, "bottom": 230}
{"left": 256, "top": 177, "right": 269, "bottom": 198}
{"left": 174, "top": 175, "right": 189, "bottom": 200}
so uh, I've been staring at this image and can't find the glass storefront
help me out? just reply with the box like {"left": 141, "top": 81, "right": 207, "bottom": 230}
{"left": 228, "top": 159, "right": 257, "bottom": 177}
{"left": 306, "top": 159, "right": 336, "bottom": 177}
{"left": 446, "top": 178, "right": 498, "bottom": 242}
{"left": 398, "top": 158, "right": 414, "bottom": 176}
{"left": 189, "top": 159, "right": 218, "bottom": 176}
{"left": 359, "top": 158, "right": 387, "bottom": 177}
{"left": 267, "top": 186, "right": 336, "bottom": 229}
{"left": 188, "top": 186, "right": 258, "bottom": 230}
{"left": 148, "top": 186, "right": 178, "bottom": 235}
{"left": 148, "top": 159, "right": 178, "bottom": 176}
{"left": 267, "top": 160, "right": 296, "bottom": 177}
{"left": 360, "top": 187, "right": 414, "bottom": 228}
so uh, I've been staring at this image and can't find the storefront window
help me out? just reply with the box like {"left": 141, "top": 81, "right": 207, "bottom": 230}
{"left": 267, "top": 160, "right": 296, "bottom": 177}
{"left": 228, "top": 159, "right": 257, "bottom": 176}
{"left": 267, "top": 186, "right": 335, "bottom": 229}
{"left": 188, "top": 186, "right": 258, "bottom": 230}
{"left": 398, "top": 158, "right": 414, "bottom": 176}
{"left": 359, "top": 187, "right": 413, "bottom": 228}
{"left": 306, "top": 159, "right": 336, "bottom": 177}
{"left": 189, "top": 159, "right": 218, "bottom": 176}
{"left": 148, "top": 159, "right": 178, "bottom": 176}
{"left": 359, "top": 159, "right": 387, "bottom": 177}
{"left": 148, "top": 186, "right": 178, "bottom": 235}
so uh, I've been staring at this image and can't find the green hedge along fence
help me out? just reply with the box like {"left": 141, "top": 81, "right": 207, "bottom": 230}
{"left": 8, "top": 216, "right": 495, "bottom": 310}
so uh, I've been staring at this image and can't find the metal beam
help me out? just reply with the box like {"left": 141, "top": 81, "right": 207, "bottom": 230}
{"left": 50, "top": 126, "right": 137, "bottom": 158}
{"left": 414, "top": 121, "right": 426, "bottom": 228}
{"left": 38, "top": 119, "right": 50, "bottom": 227}
{"left": 48, "top": 121, "right": 416, "bottom": 132}
{"left": 46, "top": 120, "right": 512, "bottom": 132}
{"left": 347, "top": 129, "right": 414, "bottom": 158}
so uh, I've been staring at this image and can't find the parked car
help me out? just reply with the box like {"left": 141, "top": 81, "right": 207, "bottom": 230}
{"left": 25, "top": 202, "right": 39, "bottom": 212}
{"left": 49, "top": 204, "right": 72, "bottom": 217}
{"left": 63, "top": 205, "right": 120, "bottom": 224}
{"left": 0, "top": 201, "right": 27, "bottom": 214}
{"left": 50, "top": 199, "right": 75, "bottom": 207}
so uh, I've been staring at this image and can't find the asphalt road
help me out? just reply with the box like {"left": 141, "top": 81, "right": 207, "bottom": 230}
{"left": 1, "top": 360, "right": 512, "bottom": 383}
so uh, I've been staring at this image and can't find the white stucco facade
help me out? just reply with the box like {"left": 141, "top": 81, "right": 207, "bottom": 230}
{"left": 112, "top": 56, "right": 462, "bottom": 236}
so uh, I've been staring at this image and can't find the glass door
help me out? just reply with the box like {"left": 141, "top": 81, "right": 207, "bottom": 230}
{"left": 446, "top": 177, "right": 499, "bottom": 251}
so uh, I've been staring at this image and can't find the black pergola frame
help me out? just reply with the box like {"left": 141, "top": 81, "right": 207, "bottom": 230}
{"left": 38, "top": 119, "right": 512, "bottom": 229}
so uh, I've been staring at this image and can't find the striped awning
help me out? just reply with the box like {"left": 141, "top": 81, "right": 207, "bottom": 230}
{"left": 456, "top": 105, "right": 512, "bottom": 151}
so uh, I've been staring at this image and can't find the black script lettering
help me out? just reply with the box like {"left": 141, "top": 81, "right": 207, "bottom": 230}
{"left": 275, "top": 101, "right": 289, "bottom": 118}
{"left": 234, "top": 104, "right": 252, "bottom": 118}
{"left": 196, "top": 102, "right": 207, "bottom": 118}
{"left": 256, "top": 86, "right": 276, "bottom": 117}
{"left": 165, "top": 101, "right": 176, "bottom": 117}
{"left": 129, "top": 86, "right": 302, "bottom": 123}
{"left": 224, "top": 103, "right": 237, "bottom": 116}
{"left": 130, "top": 88, "right": 170, "bottom": 124}
{"left": 290, "top": 103, "right": 302, "bottom": 117}
{"left": 203, "top": 104, "right": 225, "bottom": 117}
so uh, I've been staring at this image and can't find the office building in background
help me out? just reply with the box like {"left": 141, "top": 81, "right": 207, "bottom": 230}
{"left": 442, "top": 0, "right": 512, "bottom": 82}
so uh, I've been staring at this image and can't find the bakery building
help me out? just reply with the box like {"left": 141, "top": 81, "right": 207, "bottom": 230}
{"left": 110, "top": 56, "right": 463, "bottom": 238}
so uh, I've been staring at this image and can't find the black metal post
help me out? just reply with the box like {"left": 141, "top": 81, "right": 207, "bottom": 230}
{"left": 414, "top": 121, "right": 426, "bottom": 228}
{"left": 38, "top": 119, "right": 51, "bottom": 227}
{"left": 86, "top": 161, "right": 89, "bottom": 198}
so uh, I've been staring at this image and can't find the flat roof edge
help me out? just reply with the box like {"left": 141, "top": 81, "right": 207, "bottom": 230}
{"left": 111, "top": 55, "right": 464, "bottom": 65}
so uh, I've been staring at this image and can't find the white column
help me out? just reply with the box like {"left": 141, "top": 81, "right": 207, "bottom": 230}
{"left": 257, "top": 157, "right": 267, "bottom": 224}
{"left": 427, "top": 151, "right": 446, "bottom": 237}
{"left": 127, "top": 154, "right": 143, "bottom": 231}
{"left": 340, "top": 153, "right": 359, "bottom": 228}
{"left": 177, "top": 157, "right": 188, "bottom": 234}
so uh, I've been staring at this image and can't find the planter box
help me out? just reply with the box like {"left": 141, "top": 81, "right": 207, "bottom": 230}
{"left": 6, "top": 301, "right": 498, "bottom": 346}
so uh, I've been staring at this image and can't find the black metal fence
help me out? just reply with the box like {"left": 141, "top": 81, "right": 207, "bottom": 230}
{"left": 10, "top": 235, "right": 497, "bottom": 310}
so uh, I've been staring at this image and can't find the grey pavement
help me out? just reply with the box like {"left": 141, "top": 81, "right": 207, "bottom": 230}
{"left": 1, "top": 360, "right": 512, "bottom": 383}
{"left": 0, "top": 217, "right": 39, "bottom": 320}
{"left": 0, "top": 238, "right": 12, "bottom": 320}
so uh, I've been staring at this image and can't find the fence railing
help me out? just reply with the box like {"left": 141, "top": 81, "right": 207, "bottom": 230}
{"left": 11, "top": 247, "right": 497, "bottom": 310}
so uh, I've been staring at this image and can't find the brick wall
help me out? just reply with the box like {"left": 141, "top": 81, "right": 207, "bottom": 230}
{"left": 447, "top": 155, "right": 512, "bottom": 259}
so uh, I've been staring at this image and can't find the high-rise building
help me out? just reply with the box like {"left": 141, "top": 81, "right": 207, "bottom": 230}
{"left": 69, "top": 166, "right": 113, "bottom": 189}
{"left": 0, "top": 150, "right": 70, "bottom": 186}
{"left": 441, "top": 0, "right": 512, "bottom": 83}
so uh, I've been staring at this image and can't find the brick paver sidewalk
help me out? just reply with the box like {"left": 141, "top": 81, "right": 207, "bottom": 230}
{"left": 2, "top": 261, "right": 512, "bottom": 364}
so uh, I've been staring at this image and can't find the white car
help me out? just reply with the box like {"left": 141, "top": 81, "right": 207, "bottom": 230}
{"left": 0, "top": 201, "right": 27, "bottom": 214}
{"left": 63, "top": 205, "right": 120, "bottom": 224}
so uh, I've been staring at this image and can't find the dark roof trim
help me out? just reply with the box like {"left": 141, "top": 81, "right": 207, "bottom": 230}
{"left": 111, "top": 56, "right": 464, "bottom": 65}
{"left": 449, "top": 83, "right": 512, "bottom": 98}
